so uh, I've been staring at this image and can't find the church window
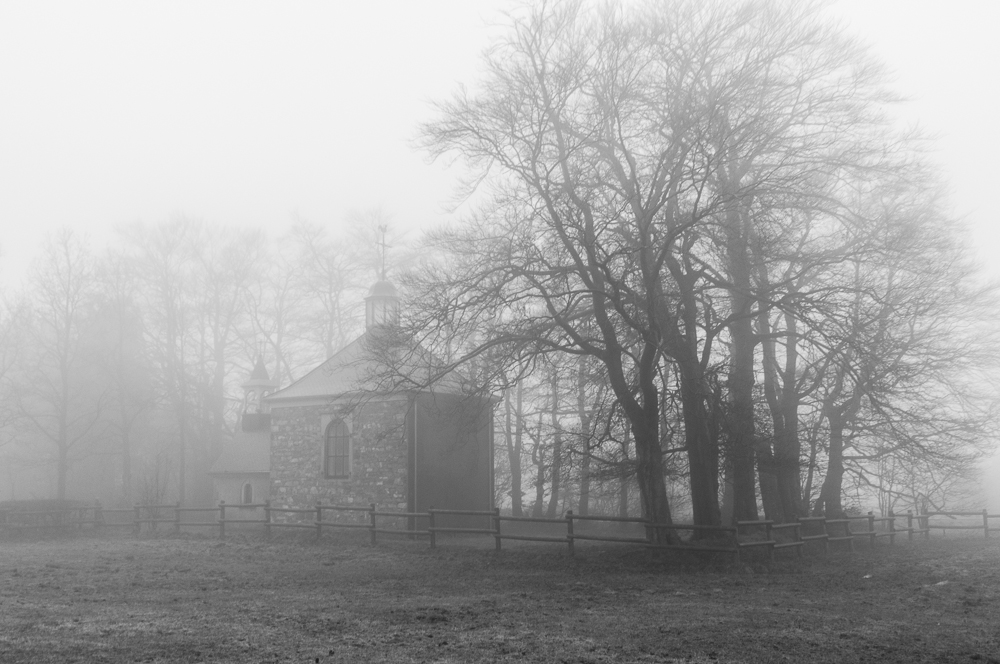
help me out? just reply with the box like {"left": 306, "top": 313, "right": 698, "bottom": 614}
{"left": 324, "top": 419, "right": 350, "bottom": 479}
{"left": 242, "top": 482, "right": 253, "bottom": 504}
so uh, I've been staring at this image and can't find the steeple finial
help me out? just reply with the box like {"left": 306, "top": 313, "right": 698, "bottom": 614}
{"left": 377, "top": 224, "right": 389, "bottom": 280}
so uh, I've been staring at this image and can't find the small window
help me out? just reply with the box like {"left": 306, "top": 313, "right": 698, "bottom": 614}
{"left": 325, "top": 419, "right": 350, "bottom": 479}
{"left": 242, "top": 482, "right": 253, "bottom": 505}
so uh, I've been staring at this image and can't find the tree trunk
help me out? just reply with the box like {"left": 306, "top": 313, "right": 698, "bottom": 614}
{"left": 754, "top": 440, "right": 783, "bottom": 522}
{"left": 504, "top": 387, "right": 524, "bottom": 517}
{"left": 802, "top": 422, "right": 821, "bottom": 514}
{"left": 728, "top": 312, "right": 767, "bottom": 522}
{"left": 618, "top": 423, "right": 631, "bottom": 519}
{"left": 724, "top": 199, "right": 769, "bottom": 522}
{"left": 530, "top": 414, "right": 545, "bottom": 518}
{"left": 121, "top": 429, "right": 132, "bottom": 505}
{"left": 814, "top": 409, "right": 845, "bottom": 517}
{"left": 678, "top": 359, "right": 722, "bottom": 528}
{"left": 545, "top": 371, "right": 562, "bottom": 518}
{"left": 772, "top": 311, "right": 803, "bottom": 519}
{"left": 576, "top": 358, "right": 591, "bottom": 517}
{"left": 57, "top": 447, "right": 68, "bottom": 503}
{"left": 630, "top": 413, "right": 676, "bottom": 542}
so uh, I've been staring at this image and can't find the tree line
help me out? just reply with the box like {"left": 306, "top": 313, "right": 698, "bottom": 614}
{"left": 0, "top": 215, "right": 397, "bottom": 505}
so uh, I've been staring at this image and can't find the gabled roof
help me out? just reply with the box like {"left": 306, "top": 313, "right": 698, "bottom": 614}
{"left": 266, "top": 331, "right": 468, "bottom": 404}
{"left": 209, "top": 426, "right": 270, "bottom": 475}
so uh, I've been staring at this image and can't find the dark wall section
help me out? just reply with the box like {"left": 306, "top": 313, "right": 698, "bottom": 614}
{"left": 414, "top": 392, "right": 493, "bottom": 526}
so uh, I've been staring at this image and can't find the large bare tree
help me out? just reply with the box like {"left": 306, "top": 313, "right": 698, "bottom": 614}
{"left": 413, "top": 0, "right": 910, "bottom": 531}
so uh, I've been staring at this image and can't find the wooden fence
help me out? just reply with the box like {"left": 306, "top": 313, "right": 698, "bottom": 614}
{"left": 1, "top": 502, "right": 996, "bottom": 562}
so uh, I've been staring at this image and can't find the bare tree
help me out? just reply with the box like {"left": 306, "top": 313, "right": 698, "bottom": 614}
{"left": 14, "top": 230, "right": 105, "bottom": 501}
{"left": 807, "top": 180, "right": 999, "bottom": 516}
{"left": 93, "top": 251, "right": 154, "bottom": 504}
{"left": 414, "top": 0, "right": 907, "bottom": 533}
{"left": 121, "top": 218, "right": 200, "bottom": 504}
{"left": 288, "top": 218, "right": 364, "bottom": 360}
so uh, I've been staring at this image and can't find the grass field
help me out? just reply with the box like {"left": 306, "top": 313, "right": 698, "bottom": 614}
{"left": 0, "top": 532, "right": 998, "bottom": 663}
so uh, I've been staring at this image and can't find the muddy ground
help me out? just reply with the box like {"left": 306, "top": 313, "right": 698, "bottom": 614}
{"left": 0, "top": 532, "right": 998, "bottom": 663}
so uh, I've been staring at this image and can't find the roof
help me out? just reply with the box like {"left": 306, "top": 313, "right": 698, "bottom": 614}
{"left": 244, "top": 355, "right": 277, "bottom": 390}
{"left": 249, "top": 355, "right": 271, "bottom": 382}
{"left": 266, "top": 331, "right": 468, "bottom": 404}
{"left": 367, "top": 280, "right": 399, "bottom": 298}
{"left": 209, "top": 425, "right": 270, "bottom": 475}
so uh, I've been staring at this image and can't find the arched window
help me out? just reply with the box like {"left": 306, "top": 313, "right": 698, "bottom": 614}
{"left": 242, "top": 482, "right": 253, "bottom": 504}
{"left": 324, "top": 419, "right": 350, "bottom": 479}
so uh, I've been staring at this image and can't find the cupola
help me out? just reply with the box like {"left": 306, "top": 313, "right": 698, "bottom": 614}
{"left": 365, "top": 279, "right": 400, "bottom": 329}
{"left": 242, "top": 356, "right": 277, "bottom": 419}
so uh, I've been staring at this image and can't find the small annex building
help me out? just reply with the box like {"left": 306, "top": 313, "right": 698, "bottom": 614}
{"left": 262, "top": 280, "right": 495, "bottom": 519}
{"left": 209, "top": 356, "right": 276, "bottom": 510}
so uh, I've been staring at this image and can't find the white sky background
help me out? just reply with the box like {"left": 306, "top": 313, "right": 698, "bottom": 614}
{"left": 0, "top": 1, "right": 997, "bottom": 281}
{"left": 0, "top": 1, "right": 507, "bottom": 284}
{"left": 0, "top": 2, "right": 998, "bottom": 501}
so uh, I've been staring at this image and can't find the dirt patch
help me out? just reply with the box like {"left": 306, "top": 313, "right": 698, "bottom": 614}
{"left": 0, "top": 533, "right": 997, "bottom": 663}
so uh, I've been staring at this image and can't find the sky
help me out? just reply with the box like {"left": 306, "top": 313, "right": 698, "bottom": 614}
{"left": 0, "top": 1, "right": 506, "bottom": 284}
{"left": 1, "top": 1, "right": 998, "bottom": 283}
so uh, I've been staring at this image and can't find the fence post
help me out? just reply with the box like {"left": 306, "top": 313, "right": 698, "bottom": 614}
{"left": 984, "top": 509, "right": 990, "bottom": 539}
{"left": 907, "top": 511, "right": 913, "bottom": 542}
{"left": 315, "top": 501, "right": 323, "bottom": 542}
{"left": 94, "top": 500, "right": 103, "bottom": 531}
{"left": 493, "top": 507, "right": 501, "bottom": 552}
{"left": 133, "top": 505, "right": 141, "bottom": 538}
{"left": 264, "top": 501, "right": 272, "bottom": 538}
{"left": 765, "top": 521, "right": 775, "bottom": 562}
{"left": 219, "top": 501, "right": 226, "bottom": 539}
{"left": 566, "top": 510, "right": 575, "bottom": 556}
{"left": 428, "top": 508, "right": 436, "bottom": 549}
{"left": 369, "top": 503, "right": 377, "bottom": 546}
{"left": 867, "top": 512, "right": 876, "bottom": 548}
{"left": 888, "top": 511, "right": 896, "bottom": 546}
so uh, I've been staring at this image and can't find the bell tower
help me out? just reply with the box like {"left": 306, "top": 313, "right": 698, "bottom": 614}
{"left": 241, "top": 356, "right": 277, "bottom": 431}
{"left": 365, "top": 223, "right": 401, "bottom": 329}
{"left": 365, "top": 279, "right": 401, "bottom": 329}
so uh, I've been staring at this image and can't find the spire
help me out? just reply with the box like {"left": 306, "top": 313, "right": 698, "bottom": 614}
{"left": 249, "top": 355, "right": 271, "bottom": 382}
{"left": 242, "top": 355, "right": 277, "bottom": 415}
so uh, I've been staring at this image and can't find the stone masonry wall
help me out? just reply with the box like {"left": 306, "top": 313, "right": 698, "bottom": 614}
{"left": 269, "top": 399, "right": 409, "bottom": 514}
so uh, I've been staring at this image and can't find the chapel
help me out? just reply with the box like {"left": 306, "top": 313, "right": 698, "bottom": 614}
{"left": 213, "top": 280, "right": 495, "bottom": 517}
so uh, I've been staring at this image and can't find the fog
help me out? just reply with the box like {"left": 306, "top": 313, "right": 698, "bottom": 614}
{"left": 0, "top": 0, "right": 998, "bottom": 517}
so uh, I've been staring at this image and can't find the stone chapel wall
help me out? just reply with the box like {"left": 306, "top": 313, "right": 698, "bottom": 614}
{"left": 269, "top": 399, "right": 410, "bottom": 511}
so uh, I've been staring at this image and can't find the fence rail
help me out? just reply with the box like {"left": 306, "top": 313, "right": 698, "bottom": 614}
{"left": 0, "top": 502, "right": 994, "bottom": 559}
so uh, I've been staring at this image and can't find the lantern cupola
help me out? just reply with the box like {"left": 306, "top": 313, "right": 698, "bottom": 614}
{"left": 242, "top": 356, "right": 277, "bottom": 416}
{"left": 365, "top": 279, "right": 400, "bottom": 329}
